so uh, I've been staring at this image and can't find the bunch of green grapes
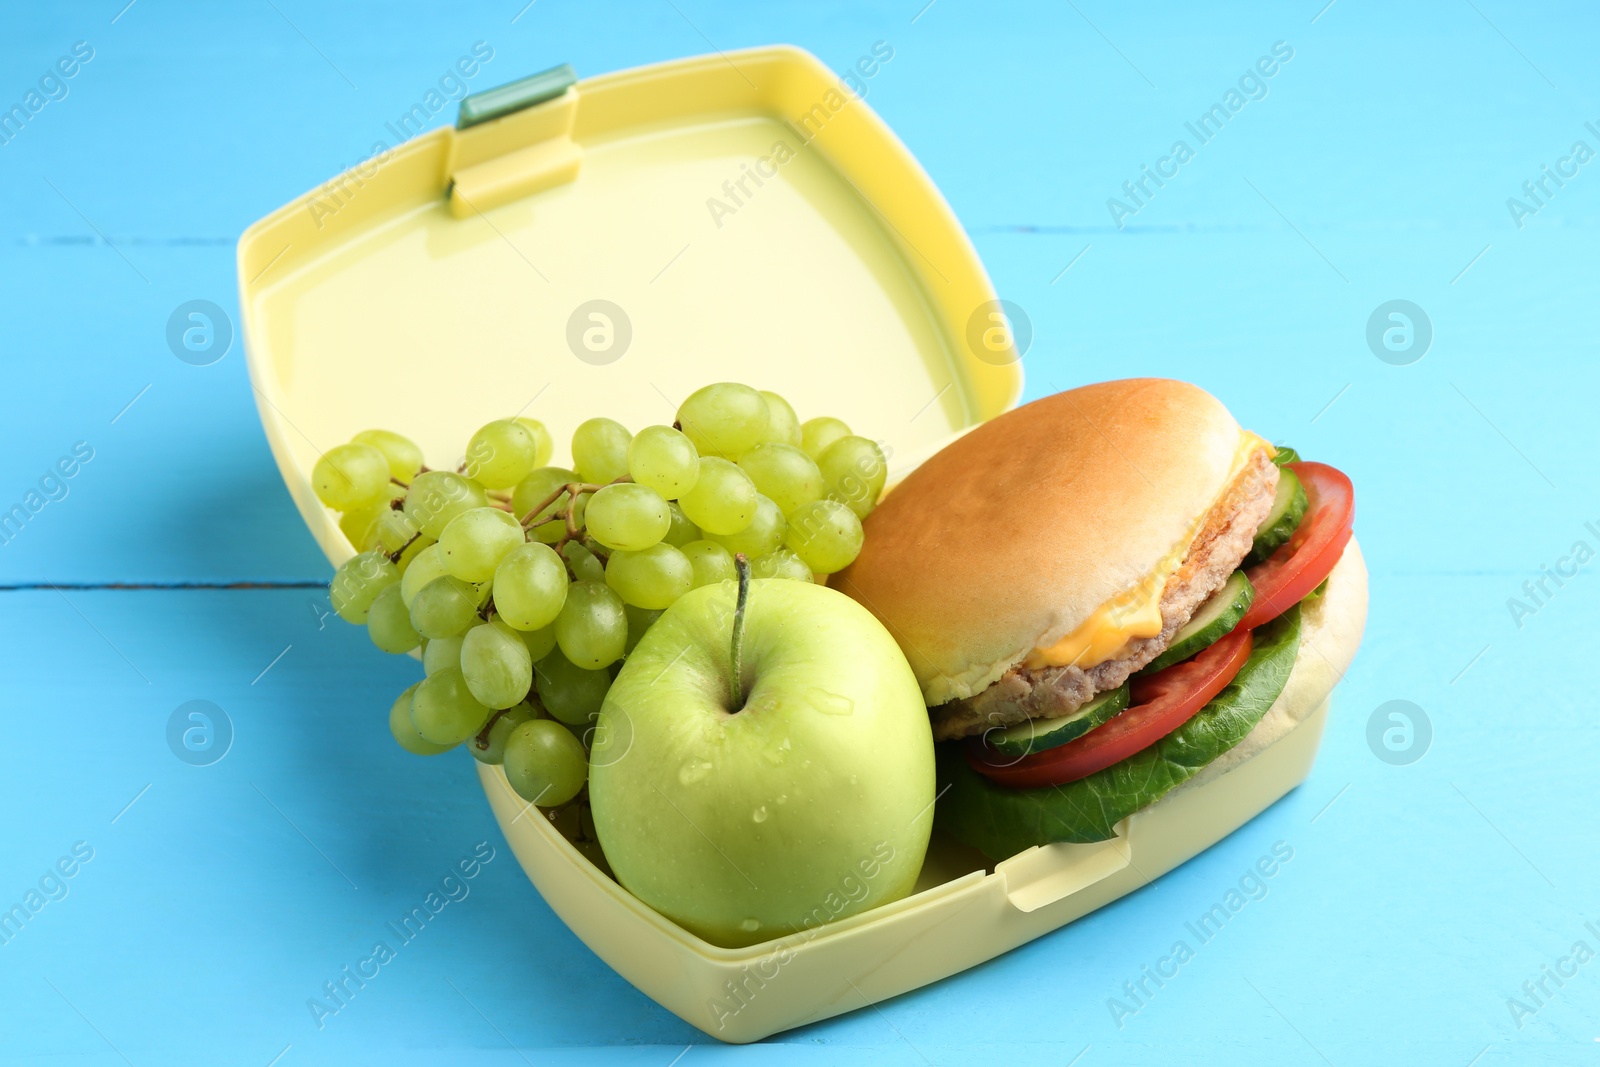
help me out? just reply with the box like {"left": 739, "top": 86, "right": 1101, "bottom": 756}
{"left": 315, "top": 385, "right": 887, "bottom": 817}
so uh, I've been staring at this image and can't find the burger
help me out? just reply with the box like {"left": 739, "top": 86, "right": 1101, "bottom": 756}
{"left": 833, "top": 378, "right": 1367, "bottom": 860}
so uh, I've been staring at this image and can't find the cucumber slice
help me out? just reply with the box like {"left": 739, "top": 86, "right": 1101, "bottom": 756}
{"left": 1271, "top": 445, "right": 1301, "bottom": 467}
{"left": 1140, "top": 571, "right": 1254, "bottom": 674}
{"left": 984, "top": 684, "right": 1131, "bottom": 758}
{"left": 1245, "top": 467, "right": 1308, "bottom": 565}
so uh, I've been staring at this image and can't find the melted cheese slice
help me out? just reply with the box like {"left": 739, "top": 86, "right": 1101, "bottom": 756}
{"left": 1023, "top": 431, "right": 1271, "bottom": 672}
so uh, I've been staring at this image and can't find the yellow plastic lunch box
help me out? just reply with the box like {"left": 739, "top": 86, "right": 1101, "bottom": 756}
{"left": 239, "top": 45, "right": 1338, "bottom": 1043}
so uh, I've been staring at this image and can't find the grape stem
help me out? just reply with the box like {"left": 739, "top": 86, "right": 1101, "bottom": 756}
{"left": 473, "top": 704, "right": 516, "bottom": 751}
{"left": 515, "top": 477, "right": 632, "bottom": 529}
{"left": 729, "top": 553, "right": 750, "bottom": 712}
{"left": 389, "top": 476, "right": 410, "bottom": 490}
{"left": 386, "top": 531, "right": 421, "bottom": 564}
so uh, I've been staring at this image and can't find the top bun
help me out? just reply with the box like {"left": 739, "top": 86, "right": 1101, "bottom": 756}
{"left": 833, "top": 379, "right": 1251, "bottom": 705}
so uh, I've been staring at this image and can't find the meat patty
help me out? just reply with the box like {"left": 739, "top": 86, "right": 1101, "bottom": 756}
{"left": 929, "top": 447, "right": 1280, "bottom": 741}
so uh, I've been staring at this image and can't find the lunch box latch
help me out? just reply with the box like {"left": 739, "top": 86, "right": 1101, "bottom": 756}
{"left": 447, "top": 63, "right": 581, "bottom": 217}
{"left": 996, "top": 822, "right": 1133, "bottom": 913}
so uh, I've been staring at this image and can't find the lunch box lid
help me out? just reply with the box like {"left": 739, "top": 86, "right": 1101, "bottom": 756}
{"left": 237, "top": 45, "right": 1023, "bottom": 564}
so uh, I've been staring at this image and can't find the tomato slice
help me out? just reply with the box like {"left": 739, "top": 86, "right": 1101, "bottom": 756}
{"left": 967, "top": 626, "right": 1253, "bottom": 789}
{"left": 1239, "top": 462, "right": 1354, "bottom": 630}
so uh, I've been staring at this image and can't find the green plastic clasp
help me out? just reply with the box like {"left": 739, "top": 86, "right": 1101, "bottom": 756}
{"left": 457, "top": 63, "right": 577, "bottom": 130}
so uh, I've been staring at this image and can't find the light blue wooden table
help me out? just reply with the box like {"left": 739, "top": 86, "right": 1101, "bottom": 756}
{"left": 3, "top": 2, "right": 1597, "bottom": 1063}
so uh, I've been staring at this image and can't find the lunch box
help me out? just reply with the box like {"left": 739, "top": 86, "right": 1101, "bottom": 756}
{"left": 238, "top": 45, "right": 1333, "bottom": 1043}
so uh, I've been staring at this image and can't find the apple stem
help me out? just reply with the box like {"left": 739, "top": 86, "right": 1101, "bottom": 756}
{"left": 730, "top": 553, "right": 750, "bottom": 710}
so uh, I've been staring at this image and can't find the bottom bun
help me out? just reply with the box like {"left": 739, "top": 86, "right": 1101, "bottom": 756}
{"left": 1169, "top": 536, "right": 1368, "bottom": 796}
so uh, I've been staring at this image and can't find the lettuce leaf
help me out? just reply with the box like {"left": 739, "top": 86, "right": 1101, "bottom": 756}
{"left": 935, "top": 607, "right": 1302, "bottom": 859}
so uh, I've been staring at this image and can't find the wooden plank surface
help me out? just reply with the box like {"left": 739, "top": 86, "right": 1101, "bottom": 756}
{"left": 2, "top": 1, "right": 1596, "bottom": 1063}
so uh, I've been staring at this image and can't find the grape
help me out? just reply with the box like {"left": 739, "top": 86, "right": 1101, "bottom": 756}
{"left": 461, "top": 620, "right": 534, "bottom": 709}
{"left": 464, "top": 419, "right": 539, "bottom": 489}
{"left": 401, "top": 543, "right": 449, "bottom": 606}
{"left": 800, "top": 416, "right": 852, "bottom": 461}
{"left": 758, "top": 390, "right": 802, "bottom": 447}
{"left": 470, "top": 703, "right": 535, "bottom": 764}
{"left": 561, "top": 541, "right": 606, "bottom": 583}
{"left": 513, "top": 417, "right": 555, "bottom": 467}
{"left": 390, "top": 683, "right": 453, "bottom": 755}
{"left": 492, "top": 542, "right": 568, "bottom": 630}
{"left": 535, "top": 650, "right": 613, "bottom": 726}
{"left": 423, "top": 629, "right": 470, "bottom": 675}
{"left": 404, "top": 470, "right": 488, "bottom": 539}
{"left": 586, "top": 483, "right": 670, "bottom": 552}
{"left": 676, "top": 382, "right": 769, "bottom": 459}
{"left": 784, "top": 498, "right": 865, "bottom": 574}
{"left": 502, "top": 719, "right": 588, "bottom": 806}
{"left": 678, "top": 457, "right": 757, "bottom": 536}
{"left": 627, "top": 425, "right": 699, "bottom": 499}
{"left": 367, "top": 584, "right": 421, "bottom": 653}
{"left": 752, "top": 548, "right": 815, "bottom": 583}
{"left": 313, "top": 443, "right": 390, "bottom": 511}
{"left": 624, "top": 604, "right": 663, "bottom": 653}
{"left": 439, "top": 506, "right": 525, "bottom": 582}
{"left": 605, "top": 542, "right": 693, "bottom": 609}
{"left": 818, "top": 436, "right": 888, "bottom": 519}
{"left": 737, "top": 443, "right": 824, "bottom": 517}
{"left": 554, "top": 580, "right": 628, "bottom": 669}
{"left": 512, "top": 466, "right": 577, "bottom": 523}
{"left": 339, "top": 503, "right": 383, "bottom": 552}
{"left": 572, "top": 418, "right": 632, "bottom": 484}
{"left": 518, "top": 623, "right": 557, "bottom": 661}
{"left": 411, "top": 666, "right": 493, "bottom": 745}
{"left": 707, "top": 494, "right": 786, "bottom": 558}
{"left": 409, "top": 575, "right": 482, "bottom": 639}
{"left": 681, "top": 539, "right": 736, "bottom": 588}
{"left": 351, "top": 429, "right": 424, "bottom": 483}
{"left": 330, "top": 550, "right": 399, "bottom": 624}
{"left": 662, "top": 502, "right": 701, "bottom": 547}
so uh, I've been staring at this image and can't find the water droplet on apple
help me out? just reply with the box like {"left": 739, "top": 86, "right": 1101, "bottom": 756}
{"left": 677, "top": 759, "right": 714, "bottom": 785}
{"left": 752, "top": 806, "right": 768, "bottom": 823}
{"left": 740, "top": 918, "right": 760, "bottom": 932}
{"left": 805, "top": 687, "right": 854, "bottom": 716}
{"left": 776, "top": 794, "right": 788, "bottom": 805}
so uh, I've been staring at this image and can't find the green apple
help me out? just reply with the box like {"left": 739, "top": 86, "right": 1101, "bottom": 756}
{"left": 589, "top": 576, "right": 934, "bottom": 948}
